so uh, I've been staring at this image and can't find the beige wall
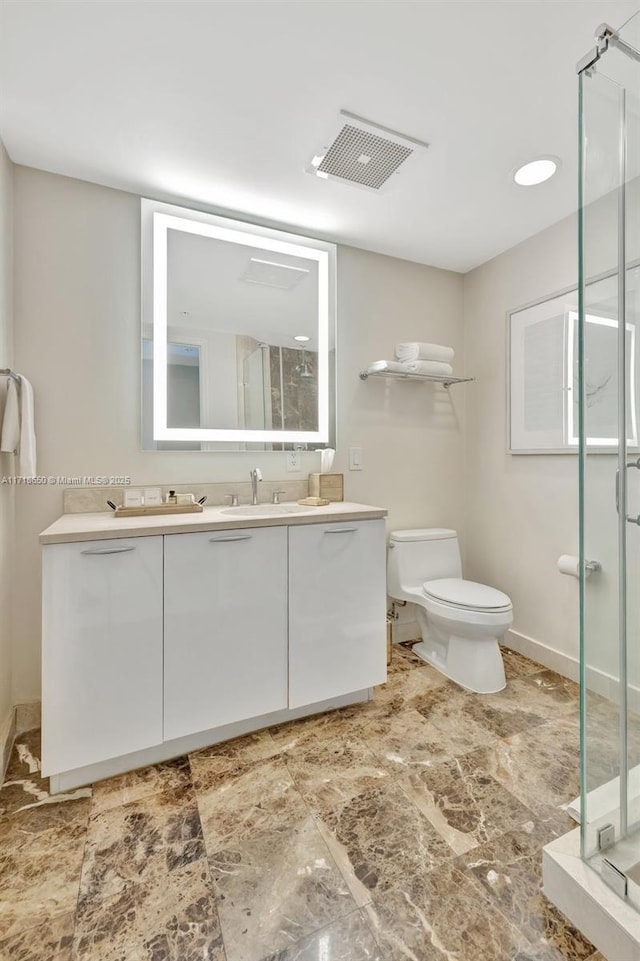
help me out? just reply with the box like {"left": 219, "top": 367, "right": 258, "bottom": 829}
{"left": 463, "top": 213, "right": 581, "bottom": 669}
{"left": 333, "top": 246, "right": 465, "bottom": 529}
{"left": 0, "top": 141, "right": 14, "bottom": 734}
{"left": 12, "top": 166, "right": 465, "bottom": 700}
{"left": 463, "top": 181, "right": 640, "bottom": 686}
{"left": 11, "top": 163, "right": 630, "bottom": 701}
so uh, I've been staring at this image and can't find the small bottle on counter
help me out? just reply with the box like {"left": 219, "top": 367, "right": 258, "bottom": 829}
{"left": 166, "top": 489, "right": 177, "bottom": 505}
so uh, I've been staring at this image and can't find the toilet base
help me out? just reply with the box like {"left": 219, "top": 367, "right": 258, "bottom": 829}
{"left": 412, "top": 609, "right": 507, "bottom": 694}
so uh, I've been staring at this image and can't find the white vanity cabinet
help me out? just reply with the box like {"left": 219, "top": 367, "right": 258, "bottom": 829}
{"left": 163, "top": 526, "right": 288, "bottom": 740}
{"left": 42, "top": 536, "right": 163, "bottom": 776}
{"left": 288, "top": 519, "right": 387, "bottom": 707}
{"left": 40, "top": 505, "right": 387, "bottom": 789}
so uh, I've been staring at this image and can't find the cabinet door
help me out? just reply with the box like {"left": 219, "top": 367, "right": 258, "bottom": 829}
{"left": 42, "top": 536, "right": 163, "bottom": 776}
{"left": 164, "top": 526, "right": 288, "bottom": 741}
{"left": 289, "top": 519, "right": 387, "bottom": 708}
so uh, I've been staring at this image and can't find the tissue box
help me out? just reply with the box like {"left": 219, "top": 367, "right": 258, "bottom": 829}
{"left": 308, "top": 473, "right": 343, "bottom": 502}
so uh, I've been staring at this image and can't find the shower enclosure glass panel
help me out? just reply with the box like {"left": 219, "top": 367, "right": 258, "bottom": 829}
{"left": 579, "top": 11, "right": 640, "bottom": 905}
{"left": 243, "top": 344, "right": 271, "bottom": 430}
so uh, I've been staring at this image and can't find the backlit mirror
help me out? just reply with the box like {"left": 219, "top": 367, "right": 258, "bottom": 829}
{"left": 141, "top": 199, "right": 336, "bottom": 450}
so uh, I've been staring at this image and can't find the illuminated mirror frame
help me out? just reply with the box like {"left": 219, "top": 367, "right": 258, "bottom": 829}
{"left": 142, "top": 199, "right": 336, "bottom": 445}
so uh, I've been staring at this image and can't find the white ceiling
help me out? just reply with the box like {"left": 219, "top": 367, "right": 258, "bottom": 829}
{"left": 1, "top": 0, "right": 638, "bottom": 273}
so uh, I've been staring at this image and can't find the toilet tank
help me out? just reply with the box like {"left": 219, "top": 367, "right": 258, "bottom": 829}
{"left": 387, "top": 528, "right": 462, "bottom": 600}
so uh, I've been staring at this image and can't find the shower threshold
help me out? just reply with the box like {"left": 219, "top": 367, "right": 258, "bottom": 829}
{"left": 543, "top": 828, "right": 640, "bottom": 961}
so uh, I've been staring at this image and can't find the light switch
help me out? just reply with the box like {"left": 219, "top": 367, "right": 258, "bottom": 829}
{"left": 349, "top": 447, "right": 363, "bottom": 470}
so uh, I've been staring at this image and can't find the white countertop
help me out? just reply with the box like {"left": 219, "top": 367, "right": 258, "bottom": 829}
{"left": 40, "top": 501, "right": 388, "bottom": 545}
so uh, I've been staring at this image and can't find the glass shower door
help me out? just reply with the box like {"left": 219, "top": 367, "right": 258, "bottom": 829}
{"left": 579, "top": 11, "right": 640, "bottom": 903}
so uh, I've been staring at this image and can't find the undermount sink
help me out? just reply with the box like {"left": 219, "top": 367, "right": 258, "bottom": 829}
{"left": 221, "top": 504, "right": 311, "bottom": 517}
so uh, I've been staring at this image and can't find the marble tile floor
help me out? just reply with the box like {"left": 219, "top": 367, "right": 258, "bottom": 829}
{"left": 0, "top": 644, "right": 612, "bottom": 961}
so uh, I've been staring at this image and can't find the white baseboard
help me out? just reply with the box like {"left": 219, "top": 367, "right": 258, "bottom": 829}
{"left": 504, "top": 629, "right": 579, "bottom": 682}
{"left": 505, "top": 629, "right": 640, "bottom": 713}
{"left": 581, "top": 664, "right": 640, "bottom": 715}
{"left": 0, "top": 707, "right": 16, "bottom": 784}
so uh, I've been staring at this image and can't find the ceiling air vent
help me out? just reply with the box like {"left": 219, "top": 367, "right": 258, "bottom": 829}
{"left": 307, "top": 110, "right": 429, "bottom": 191}
{"left": 240, "top": 257, "right": 310, "bottom": 290}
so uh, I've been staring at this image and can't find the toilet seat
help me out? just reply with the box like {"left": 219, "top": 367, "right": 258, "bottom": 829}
{"left": 423, "top": 577, "right": 512, "bottom": 613}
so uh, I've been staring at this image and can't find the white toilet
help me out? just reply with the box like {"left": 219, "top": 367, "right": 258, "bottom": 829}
{"left": 387, "top": 528, "right": 512, "bottom": 694}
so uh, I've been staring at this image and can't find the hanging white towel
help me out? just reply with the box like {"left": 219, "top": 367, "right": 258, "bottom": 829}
{"left": 17, "top": 376, "right": 37, "bottom": 476}
{"left": 0, "top": 375, "right": 37, "bottom": 476}
{"left": 0, "top": 377, "right": 19, "bottom": 454}
{"left": 395, "top": 342, "right": 455, "bottom": 363}
{"left": 403, "top": 360, "right": 453, "bottom": 376}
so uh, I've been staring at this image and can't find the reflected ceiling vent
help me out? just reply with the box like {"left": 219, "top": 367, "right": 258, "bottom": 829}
{"left": 306, "top": 110, "right": 429, "bottom": 191}
{"left": 240, "top": 257, "right": 310, "bottom": 290}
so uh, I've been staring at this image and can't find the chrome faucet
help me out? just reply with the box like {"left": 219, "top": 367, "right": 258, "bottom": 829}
{"left": 250, "top": 467, "right": 262, "bottom": 505}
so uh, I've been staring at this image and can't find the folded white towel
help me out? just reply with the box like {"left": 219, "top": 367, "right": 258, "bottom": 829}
{"left": 1, "top": 374, "right": 37, "bottom": 476}
{"left": 368, "top": 360, "right": 410, "bottom": 374}
{"left": 395, "top": 342, "right": 455, "bottom": 363}
{"left": 403, "top": 360, "right": 453, "bottom": 376}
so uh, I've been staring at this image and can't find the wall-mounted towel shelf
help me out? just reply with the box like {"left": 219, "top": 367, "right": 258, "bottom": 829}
{"left": 359, "top": 365, "right": 475, "bottom": 389}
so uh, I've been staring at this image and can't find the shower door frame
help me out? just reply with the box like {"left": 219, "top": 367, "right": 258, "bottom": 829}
{"left": 578, "top": 18, "right": 640, "bottom": 864}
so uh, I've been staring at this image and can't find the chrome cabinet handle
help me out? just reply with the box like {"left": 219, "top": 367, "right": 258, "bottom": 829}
{"left": 208, "top": 534, "right": 252, "bottom": 542}
{"left": 615, "top": 458, "right": 640, "bottom": 524}
{"left": 324, "top": 528, "right": 357, "bottom": 534}
{"left": 81, "top": 546, "right": 135, "bottom": 555}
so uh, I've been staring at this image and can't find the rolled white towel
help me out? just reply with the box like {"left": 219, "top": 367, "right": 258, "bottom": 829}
{"left": 403, "top": 360, "right": 453, "bottom": 376}
{"left": 368, "top": 360, "right": 410, "bottom": 373}
{"left": 395, "top": 342, "right": 455, "bottom": 363}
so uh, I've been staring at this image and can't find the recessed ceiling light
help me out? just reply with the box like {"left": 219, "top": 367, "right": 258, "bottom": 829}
{"left": 294, "top": 335, "right": 310, "bottom": 342}
{"left": 513, "top": 157, "right": 559, "bottom": 186}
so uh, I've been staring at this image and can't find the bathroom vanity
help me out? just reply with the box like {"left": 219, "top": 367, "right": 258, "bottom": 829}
{"left": 39, "top": 502, "right": 387, "bottom": 792}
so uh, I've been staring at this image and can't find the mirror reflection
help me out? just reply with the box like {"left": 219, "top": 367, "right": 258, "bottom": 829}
{"left": 141, "top": 201, "right": 336, "bottom": 451}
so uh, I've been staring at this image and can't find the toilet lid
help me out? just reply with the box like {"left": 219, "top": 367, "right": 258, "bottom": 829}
{"left": 423, "top": 578, "right": 511, "bottom": 612}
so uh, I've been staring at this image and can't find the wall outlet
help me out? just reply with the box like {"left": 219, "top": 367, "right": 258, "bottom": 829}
{"left": 286, "top": 451, "right": 301, "bottom": 472}
{"left": 349, "top": 446, "right": 363, "bottom": 470}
